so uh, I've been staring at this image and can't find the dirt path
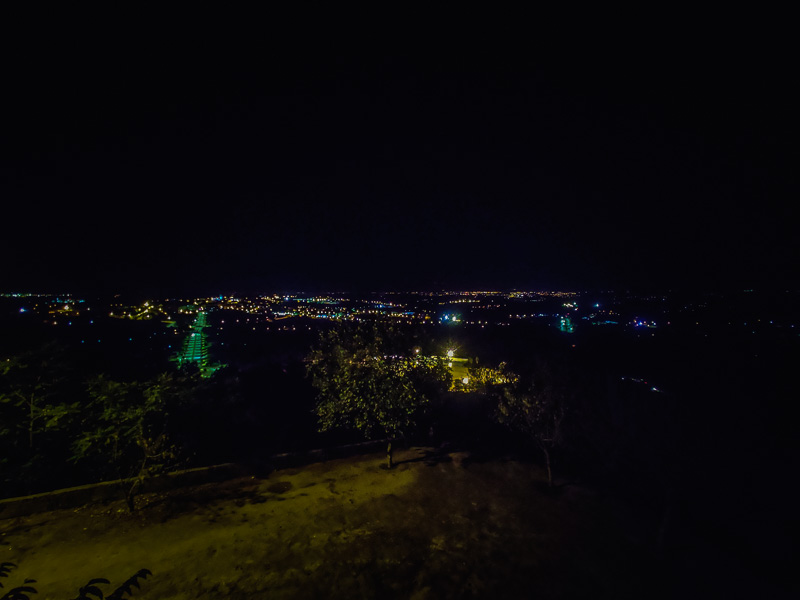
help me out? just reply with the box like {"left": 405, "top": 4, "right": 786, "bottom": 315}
{"left": 1, "top": 448, "right": 650, "bottom": 599}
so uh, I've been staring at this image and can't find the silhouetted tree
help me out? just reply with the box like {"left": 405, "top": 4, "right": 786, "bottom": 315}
{"left": 0, "top": 344, "right": 81, "bottom": 496}
{"left": 71, "top": 373, "right": 193, "bottom": 511}
{"left": 307, "top": 324, "right": 451, "bottom": 468}
{"left": 464, "top": 361, "right": 517, "bottom": 393}
{"left": 495, "top": 361, "right": 570, "bottom": 487}
{"left": 0, "top": 343, "right": 75, "bottom": 453}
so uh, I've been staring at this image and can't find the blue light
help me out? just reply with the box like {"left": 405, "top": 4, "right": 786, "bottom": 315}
{"left": 19, "top": 307, "right": 26, "bottom": 313}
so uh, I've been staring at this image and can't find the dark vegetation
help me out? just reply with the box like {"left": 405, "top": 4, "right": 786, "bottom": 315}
{"left": 1, "top": 293, "right": 797, "bottom": 597}
{"left": 307, "top": 324, "right": 452, "bottom": 468}
{"left": 1, "top": 562, "right": 151, "bottom": 600}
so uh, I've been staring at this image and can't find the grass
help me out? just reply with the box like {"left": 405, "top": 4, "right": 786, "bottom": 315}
{"left": 0, "top": 447, "right": 654, "bottom": 599}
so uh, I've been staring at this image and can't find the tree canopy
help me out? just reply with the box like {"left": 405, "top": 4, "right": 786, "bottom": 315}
{"left": 307, "top": 324, "right": 451, "bottom": 464}
{"left": 71, "top": 372, "right": 195, "bottom": 510}
{"left": 494, "top": 360, "right": 571, "bottom": 487}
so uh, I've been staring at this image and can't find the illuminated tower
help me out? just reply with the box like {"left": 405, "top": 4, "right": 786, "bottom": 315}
{"left": 177, "top": 311, "right": 210, "bottom": 371}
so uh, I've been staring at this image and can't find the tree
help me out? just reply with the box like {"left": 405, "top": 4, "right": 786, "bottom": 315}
{"left": 495, "top": 361, "right": 569, "bottom": 487}
{"left": 463, "top": 361, "right": 517, "bottom": 393}
{"left": 71, "top": 373, "right": 192, "bottom": 511}
{"left": 0, "top": 345, "right": 80, "bottom": 497}
{"left": 307, "top": 324, "right": 451, "bottom": 468}
{"left": 0, "top": 344, "right": 74, "bottom": 453}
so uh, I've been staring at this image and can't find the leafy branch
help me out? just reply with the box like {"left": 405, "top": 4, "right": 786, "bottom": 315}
{"left": 1, "top": 562, "right": 152, "bottom": 599}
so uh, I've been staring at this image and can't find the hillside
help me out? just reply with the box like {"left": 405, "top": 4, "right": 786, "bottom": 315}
{"left": 1, "top": 447, "right": 650, "bottom": 599}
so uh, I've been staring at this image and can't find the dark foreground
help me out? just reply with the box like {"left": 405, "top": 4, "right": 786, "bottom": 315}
{"left": 2, "top": 447, "right": 659, "bottom": 599}
{"left": 2, "top": 446, "right": 794, "bottom": 599}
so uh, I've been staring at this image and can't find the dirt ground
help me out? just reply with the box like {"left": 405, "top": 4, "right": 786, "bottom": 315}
{"left": 0, "top": 447, "right": 654, "bottom": 599}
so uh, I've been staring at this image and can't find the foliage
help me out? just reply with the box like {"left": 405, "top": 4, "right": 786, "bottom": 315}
{"left": 0, "top": 344, "right": 77, "bottom": 452}
{"left": 463, "top": 361, "right": 518, "bottom": 393}
{"left": 307, "top": 324, "right": 451, "bottom": 465}
{"left": 0, "top": 340, "right": 200, "bottom": 501}
{"left": 72, "top": 578, "right": 110, "bottom": 600}
{"left": 70, "top": 373, "right": 194, "bottom": 510}
{"left": 95, "top": 569, "right": 152, "bottom": 600}
{"left": 0, "top": 345, "right": 83, "bottom": 496}
{"left": 1, "top": 562, "right": 151, "bottom": 600}
{"left": 0, "top": 562, "right": 36, "bottom": 600}
{"left": 494, "top": 361, "right": 570, "bottom": 486}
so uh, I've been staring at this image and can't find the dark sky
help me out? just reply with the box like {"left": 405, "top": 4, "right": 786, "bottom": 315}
{"left": 2, "top": 24, "right": 796, "bottom": 295}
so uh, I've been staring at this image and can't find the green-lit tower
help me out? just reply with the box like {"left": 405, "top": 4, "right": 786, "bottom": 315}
{"left": 558, "top": 315, "right": 575, "bottom": 333}
{"left": 175, "top": 311, "right": 220, "bottom": 376}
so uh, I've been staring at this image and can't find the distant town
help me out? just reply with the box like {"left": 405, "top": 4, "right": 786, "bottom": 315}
{"left": 3, "top": 288, "right": 796, "bottom": 379}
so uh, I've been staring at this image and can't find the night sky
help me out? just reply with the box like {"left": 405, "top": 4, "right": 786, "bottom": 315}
{"left": 2, "top": 25, "right": 796, "bottom": 296}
